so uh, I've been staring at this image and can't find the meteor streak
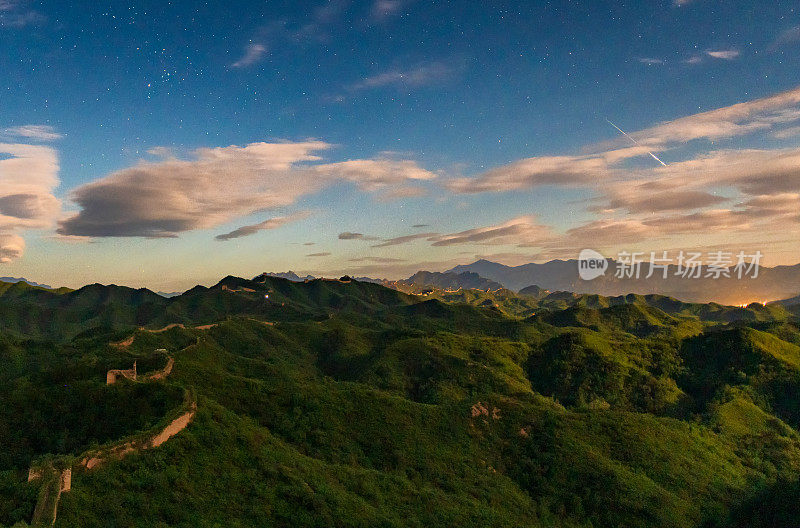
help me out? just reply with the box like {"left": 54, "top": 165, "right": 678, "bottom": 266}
{"left": 606, "top": 119, "right": 667, "bottom": 167}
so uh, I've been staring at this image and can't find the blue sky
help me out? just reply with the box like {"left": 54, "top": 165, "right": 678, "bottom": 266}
{"left": 1, "top": 0, "right": 799, "bottom": 290}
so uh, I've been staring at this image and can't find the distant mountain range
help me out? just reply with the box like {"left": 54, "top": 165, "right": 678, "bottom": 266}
{"left": 771, "top": 294, "right": 800, "bottom": 308}
{"left": 397, "top": 271, "right": 504, "bottom": 292}
{"left": 14, "top": 257, "right": 800, "bottom": 309}
{"left": 156, "top": 291, "right": 184, "bottom": 298}
{"left": 0, "top": 277, "right": 52, "bottom": 289}
{"left": 448, "top": 259, "right": 800, "bottom": 305}
{"left": 255, "top": 271, "right": 316, "bottom": 282}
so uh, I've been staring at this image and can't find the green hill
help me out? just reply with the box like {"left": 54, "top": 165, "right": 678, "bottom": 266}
{"left": 1, "top": 277, "right": 800, "bottom": 527}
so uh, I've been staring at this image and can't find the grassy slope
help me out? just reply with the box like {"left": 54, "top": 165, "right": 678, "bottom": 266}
{"left": 1, "top": 279, "right": 800, "bottom": 526}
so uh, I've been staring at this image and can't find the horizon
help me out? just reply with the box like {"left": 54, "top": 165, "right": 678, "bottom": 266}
{"left": 2, "top": 0, "right": 799, "bottom": 291}
{"left": 5, "top": 253, "right": 799, "bottom": 307}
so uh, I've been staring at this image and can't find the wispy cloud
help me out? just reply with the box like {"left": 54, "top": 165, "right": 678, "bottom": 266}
{"left": 295, "top": 0, "right": 350, "bottom": 41}
{"left": 306, "top": 252, "right": 332, "bottom": 257}
{"left": 313, "top": 158, "right": 436, "bottom": 191}
{"left": 371, "top": 232, "right": 438, "bottom": 247}
{"left": 0, "top": 0, "right": 43, "bottom": 28}
{"left": 338, "top": 232, "right": 378, "bottom": 240}
{"left": 447, "top": 155, "right": 608, "bottom": 194}
{"left": 246, "top": 0, "right": 350, "bottom": 51}
{"left": 770, "top": 26, "right": 800, "bottom": 51}
{"left": 706, "top": 49, "right": 740, "bottom": 60}
{"left": 447, "top": 87, "right": 800, "bottom": 202}
{"left": 351, "top": 61, "right": 454, "bottom": 91}
{"left": 215, "top": 211, "right": 311, "bottom": 241}
{"left": 58, "top": 141, "right": 435, "bottom": 238}
{"left": 3, "top": 125, "right": 62, "bottom": 142}
{"left": 609, "top": 85, "right": 800, "bottom": 147}
{"left": 638, "top": 58, "right": 664, "bottom": 65}
{"left": 438, "top": 86, "right": 800, "bottom": 259}
{"left": 231, "top": 43, "right": 267, "bottom": 68}
{"left": 348, "top": 256, "right": 406, "bottom": 263}
{"left": 429, "top": 216, "right": 553, "bottom": 247}
{"left": 590, "top": 182, "right": 729, "bottom": 214}
{"left": 773, "top": 126, "right": 800, "bottom": 139}
{"left": 370, "top": 0, "right": 409, "bottom": 21}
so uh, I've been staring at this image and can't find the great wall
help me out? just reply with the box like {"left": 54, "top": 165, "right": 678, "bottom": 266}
{"left": 26, "top": 328, "right": 198, "bottom": 527}
{"left": 78, "top": 398, "right": 197, "bottom": 471}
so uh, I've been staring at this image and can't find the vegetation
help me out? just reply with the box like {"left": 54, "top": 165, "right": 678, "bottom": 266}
{"left": 1, "top": 277, "right": 800, "bottom": 526}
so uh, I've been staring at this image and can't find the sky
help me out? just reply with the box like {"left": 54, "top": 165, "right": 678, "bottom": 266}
{"left": 1, "top": 0, "right": 799, "bottom": 291}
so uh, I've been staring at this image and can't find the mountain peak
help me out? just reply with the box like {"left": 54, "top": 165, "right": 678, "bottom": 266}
{"left": 0, "top": 277, "right": 53, "bottom": 289}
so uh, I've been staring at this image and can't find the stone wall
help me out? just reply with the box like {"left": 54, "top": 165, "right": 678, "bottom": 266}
{"left": 106, "top": 361, "right": 137, "bottom": 384}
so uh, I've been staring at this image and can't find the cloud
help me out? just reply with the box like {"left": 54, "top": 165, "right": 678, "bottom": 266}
{"left": 772, "top": 126, "right": 800, "bottom": 139}
{"left": 314, "top": 158, "right": 436, "bottom": 191}
{"left": 306, "top": 252, "right": 331, "bottom": 257}
{"left": 147, "top": 146, "right": 175, "bottom": 158}
{"left": 412, "top": 224, "right": 429, "bottom": 228}
{"left": 647, "top": 147, "right": 800, "bottom": 196}
{"left": 231, "top": 43, "right": 267, "bottom": 68}
{"left": 673, "top": 0, "right": 694, "bottom": 5}
{"left": 429, "top": 216, "right": 553, "bottom": 247}
{"left": 437, "top": 86, "right": 800, "bottom": 259}
{"left": 371, "top": 232, "right": 438, "bottom": 247}
{"left": 338, "top": 232, "right": 378, "bottom": 240}
{"left": 641, "top": 208, "right": 752, "bottom": 234}
{"left": 638, "top": 58, "right": 664, "bottom": 65}
{"left": 0, "top": 193, "right": 60, "bottom": 220}
{"left": 770, "top": 26, "right": 800, "bottom": 51}
{"left": 706, "top": 49, "right": 740, "bottom": 60}
{"left": 556, "top": 218, "right": 656, "bottom": 251}
{"left": 738, "top": 193, "right": 800, "bottom": 219}
{"left": 0, "top": 142, "right": 61, "bottom": 261}
{"left": 348, "top": 256, "right": 406, "bottom": 263}
{"left": 602, "top": 85, "right": 800, "bottom": 147}
{"left": 215, "top": 211, "right": 311, "bottom": 241}
{"left": 684, "top": 55, "right": 704, "bottom": 65}
{"left": 583, "top": 147, "right": 800, "bottom": 217}
{"left": 595, "top": 188, "right": 728, "bottom": 214}
{"left": 447, "top": 155, "right": 610, "bottom": 193}
{"left": 370, "top": 0, "right": 408, "bottom": 20}
{"left": 58, "top": 141, "right": 435, "bottom": 238}
{"left": 0, "top": 0, "right": 43, "bottom": 28}
{"left": 0, "top": 234, "right": 23, "bottom": 263}
{"left": 3, "top": 125, "right": 62, "bottom": 141}
{"left": 59, "top": 141, "right": 328, "bottom": 237}
{"left": 295, "top": 0, "right": 350, "bottom": 41}
{"left": 0, "top": 140, "right": 60, "bottom": 263}
{"left": 351, "top": 61, "right": 454, "bottom": 91}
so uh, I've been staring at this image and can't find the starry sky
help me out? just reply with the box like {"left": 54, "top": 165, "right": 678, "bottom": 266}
{"left": 1, "top": 0, "right": 799, "bottom": 290}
